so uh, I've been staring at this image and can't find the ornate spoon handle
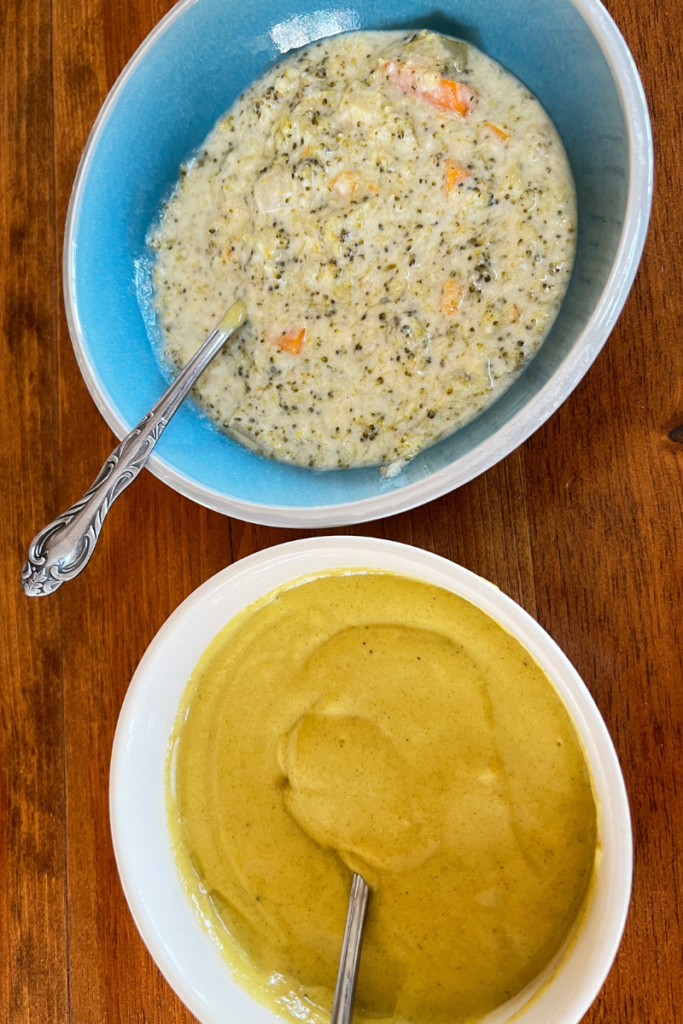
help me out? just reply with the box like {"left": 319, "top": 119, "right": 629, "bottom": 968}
{"left": 21, "top": 301, "right": 247, "bottom": 597}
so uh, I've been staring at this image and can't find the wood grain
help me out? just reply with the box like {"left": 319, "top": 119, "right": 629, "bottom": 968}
{"left": 0, "top": 0, "right": 69, "bottom": 1021}
{"left": 1, "top": 0, "right": 682, "bottom": 1020}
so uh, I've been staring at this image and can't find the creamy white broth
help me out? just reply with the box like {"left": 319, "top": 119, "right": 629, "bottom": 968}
{"left": 150, "top": 31, "right": 576, "bottom": 471}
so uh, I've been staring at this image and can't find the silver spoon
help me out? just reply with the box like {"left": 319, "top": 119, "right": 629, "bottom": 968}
{"left": 21, "top": 301, "right": 248, "bottom": 597}
{"left": 331, "top": 873, "right": 370, "bottom": 1024}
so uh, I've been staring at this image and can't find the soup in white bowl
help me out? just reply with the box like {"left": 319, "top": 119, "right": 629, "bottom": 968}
{"left": 110, "top": 537, "right": 632, "bottom": 1024}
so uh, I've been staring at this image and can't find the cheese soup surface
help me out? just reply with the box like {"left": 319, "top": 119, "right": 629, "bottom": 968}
{"left": 150, "top": 31, "right": 576, "bottom": 471}
{"left": 168, "top": 571, "right": 597, "bottom": 1024}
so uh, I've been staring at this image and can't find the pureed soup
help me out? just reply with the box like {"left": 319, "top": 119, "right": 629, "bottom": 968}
{"left": 167, "top": 572, "right": 597, "bottom": 1024}
{"left": 149, "top": 31, "right": 576, "bottom": 474}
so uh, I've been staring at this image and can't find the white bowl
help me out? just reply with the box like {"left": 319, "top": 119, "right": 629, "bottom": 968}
{"left": 110, "top": 537, "right": 632, "bottom": 1023}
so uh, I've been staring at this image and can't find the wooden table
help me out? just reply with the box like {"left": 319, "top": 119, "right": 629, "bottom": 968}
{"left": 1, "top": 0, "right": 681, "bottom": 1019}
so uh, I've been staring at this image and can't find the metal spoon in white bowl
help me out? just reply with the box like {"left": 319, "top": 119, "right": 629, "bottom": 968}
{"left": 331, "top": 873, "right": 370, "bottom": 1024}
{"left": 21, "top": 300, "right": 248, "bottom": 597}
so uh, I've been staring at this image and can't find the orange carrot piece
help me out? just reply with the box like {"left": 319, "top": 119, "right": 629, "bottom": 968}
{"left": 441, "top": 279, "right": 464, "bottom": 315}
{"left": 445, "top": 158, "right": 469, "bottom": 194}
{"left": 275, "top": 326, "right": 306, "bottom": 354}
{"left": 380, "top": 60, "right": 476, "bottom": 117}
{"left": 331, "top": 172, "right": 357, "bottom": 198}
{"left": 484, "top": 121, "right": 511, "bottom": 142}
{"left": 429, "top": 77, "right": 475, "bottom": 116}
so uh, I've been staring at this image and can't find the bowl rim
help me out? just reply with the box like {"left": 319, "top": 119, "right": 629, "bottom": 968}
{"left": 65, "top": 0, "right": 653, "bottom": 527}
{"left": 109, "top": 536, "right": 633, "bottom": 1024}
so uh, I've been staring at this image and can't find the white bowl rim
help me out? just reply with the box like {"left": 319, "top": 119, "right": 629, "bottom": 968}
{"left": 110, "top": 536, "right": 633, "bottom": 1024}
{"left": 65, "top": 0, "right": 653, "bottom": 527}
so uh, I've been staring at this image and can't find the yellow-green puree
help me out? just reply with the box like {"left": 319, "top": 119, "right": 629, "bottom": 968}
{"left": 167, "top": 571, "right": 597, "bottom": 1024}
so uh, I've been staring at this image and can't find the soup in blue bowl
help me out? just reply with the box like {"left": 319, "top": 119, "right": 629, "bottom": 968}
{"left": 65, "top": 0, "right": 652, "bottom": 526}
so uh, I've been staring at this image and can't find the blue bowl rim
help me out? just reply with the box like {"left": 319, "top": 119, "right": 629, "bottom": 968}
{"left": 64, "top": 0, "right": 653, "bottom": 528}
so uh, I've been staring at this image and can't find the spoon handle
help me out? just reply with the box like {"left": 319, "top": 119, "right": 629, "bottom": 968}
{"left": 331, "top": 873, "right": 370, "bottom": 1024}
{"left": 21, "top": 302, "right": 247, "bottom": 597}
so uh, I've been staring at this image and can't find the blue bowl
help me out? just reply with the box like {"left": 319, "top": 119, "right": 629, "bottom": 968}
{"left": 65, "top": 0, "right": 652, "bottom": 527}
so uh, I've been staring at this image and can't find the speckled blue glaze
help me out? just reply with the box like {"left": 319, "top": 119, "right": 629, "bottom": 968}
{"left": 66, "top": 0, "right": 645, "bottom": 514}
